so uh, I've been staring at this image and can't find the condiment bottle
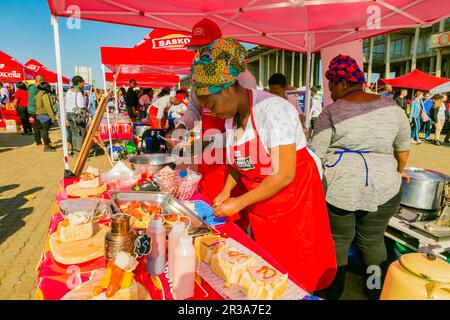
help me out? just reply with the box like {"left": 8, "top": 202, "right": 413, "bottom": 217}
{"left": 146, "top": 217, "right": 166, "bottom": 275}
{"left": 168, "top": 222, "right": 186, "bottom": 282}
{"left": 173, "top": 233, "right": 196, "bottom": 300}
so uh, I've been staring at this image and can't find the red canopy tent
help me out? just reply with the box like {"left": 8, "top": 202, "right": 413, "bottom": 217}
{"left": 0, "top": 51, "right": 35, "bottom": 83}
{"left": 379, "top": 69, "right": 450, "bottom": 91}
{"left": 101, "top": 28, "right": 194, "bottom": 76}
{"left": 105, "top": 72, "right": 180, "bottom": 88}
{"left": 25, "top": 59, "right": 70, "bottom": 84}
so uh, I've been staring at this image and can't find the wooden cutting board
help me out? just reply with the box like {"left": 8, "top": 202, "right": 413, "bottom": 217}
{"left": 49, "top": 224, "right": 109, "bottom": 265}
{"left": 66, "top": 183, "right": 107, "bottom": 197}
{"left": 61, "top": 269, "right": 151, "bottom": 300}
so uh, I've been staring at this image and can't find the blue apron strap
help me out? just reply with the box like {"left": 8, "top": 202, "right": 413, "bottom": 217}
{"left": 325, "top": 150, "right": 370, "bottom": 187}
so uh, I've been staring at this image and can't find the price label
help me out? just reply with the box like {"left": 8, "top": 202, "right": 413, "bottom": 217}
{"left": 134, "top": 231, "right": 152, "bottom": 258}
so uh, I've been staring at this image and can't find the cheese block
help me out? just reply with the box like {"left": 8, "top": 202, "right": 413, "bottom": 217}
{"left": 210, "top": 249, "right": 256, "bottom": 288}
{"left": 198, "top": 235, "right": 229, "bottom": 264}
{"left": 238, "top": 265, "right": 288, "bottom": 300}
{"left": 60, "top": 222, "right": 94, "bottom": 243}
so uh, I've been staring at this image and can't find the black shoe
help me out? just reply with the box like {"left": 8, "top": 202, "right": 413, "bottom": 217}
{"left": 36, "top": 143, "right": 43, "bottom": 146}
{"left": 44, "top": 146, "right": 56, "bottom": 152}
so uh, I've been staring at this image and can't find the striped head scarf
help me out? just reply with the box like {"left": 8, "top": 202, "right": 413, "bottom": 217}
{"left": 325, "top": 54, "right": 365, "bottom": 84}
{"left": 191, "top": 37, "right": 248, "bottom": 96}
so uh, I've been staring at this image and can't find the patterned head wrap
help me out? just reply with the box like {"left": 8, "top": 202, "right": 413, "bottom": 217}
{"left": 191, "top": 37, "right": 248, "bottom": 96}
{"left": 325, "top": 54, "right": 365, "bottom": 84}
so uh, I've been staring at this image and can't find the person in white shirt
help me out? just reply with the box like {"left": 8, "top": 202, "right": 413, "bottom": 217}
{"left": 0, "top": 83, "right": 10, "bottom": 105}
{"left": 167, "top": 93, "right": 187, "bottom": 131}
{"left": 65, "top": 75, "right": 86, "bottom": 153}
{"left": 309, "top": 87, "right": 323, "bottom": 138}
{"left": 147, "top": 87, "right": 175, "bottom": 129}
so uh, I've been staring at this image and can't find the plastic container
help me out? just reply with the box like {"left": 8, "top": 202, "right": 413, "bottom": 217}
{"left": 146, "top": 218, "right": 166, "bottom": 275}
{"left": 168, "top": 222, "right": 186, "bottom": 282}
{"left": 172, "top": 234, "right": 196, "bottom": 300}
{"left": 155, "top": 168, "right": 202, "bottom": 201}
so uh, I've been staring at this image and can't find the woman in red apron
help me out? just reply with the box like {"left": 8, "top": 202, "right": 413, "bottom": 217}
{"left": 191, "top": 37, "right": 336, "bottom": 291}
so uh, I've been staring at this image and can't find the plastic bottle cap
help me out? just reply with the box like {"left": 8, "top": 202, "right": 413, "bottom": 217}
{"left": 179, "top": 170, "right": 188, "bottom": 178}
{"left": 171, "top": 221, "right": 185, "bottom": 233}
{"left": 178, "top": 234, "right": 193, "bottom": 247}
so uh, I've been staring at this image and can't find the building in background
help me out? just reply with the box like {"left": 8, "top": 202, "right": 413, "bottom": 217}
{"left": 74, "top": 66, "right": 93, "bottom": 84}
{"left": 180, "top": 18, "right": 450, "bottom": 90}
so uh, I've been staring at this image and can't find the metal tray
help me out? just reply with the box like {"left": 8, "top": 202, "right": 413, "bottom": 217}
{"left": 108, "top": 191, "right": 211, "bottom": 237}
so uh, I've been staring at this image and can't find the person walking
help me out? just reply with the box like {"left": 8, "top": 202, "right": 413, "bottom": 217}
{"left": 35, "top": 82, "right": 56, "bottom": 152}
{"left": 311, "top": 54, "right": 410, "bottom": 300}
{"left": 27, "top": 75, "right": 45, "bottom": 146}
{"left": 394, "top": 89, "right": 408, "bottom": 111}
{"left": 430, "top": 94, "right": 446, "bottom": 146}
{"left": 409, "top": 91, "right": 424, "bottom": 144}
{"left": 125, "top": 79, "right": 138, "bottom": 121}
{"left": 12, "top": 82, "right": 33, "bottom": 135}
{"left": 309, "top": 87, "right": 323, "bottom": 138}
{"left": 380, "top": 84, "right": 393, "bottom": 98}
{"left": 422, "top": 92, "right": 433, "bottom": 141}
{"left": 65, "top": 76, "right": 87, "bottom": 153}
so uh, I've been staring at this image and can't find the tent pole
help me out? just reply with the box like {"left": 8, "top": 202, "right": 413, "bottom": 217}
{"left": 304, "top": 51, "right": 312, "bottom": 130}
{"left": 101, "top": 64, "right": 114, "bottom": 161}
{"left": 51, "top": 15, "right": 72, "bottom": 176}
{"left": 114, "top": 79, "right": 118, "bottom": 114}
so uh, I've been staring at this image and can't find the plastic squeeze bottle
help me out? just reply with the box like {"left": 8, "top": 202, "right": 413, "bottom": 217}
{"left": 146, "top": 218, "right": 166, "bottom": 275}
{"left": 168, "top": 222, "right": 186, "bottom": 282}
{"left": 172, "top": 233, "right": 196, "bottom": 300}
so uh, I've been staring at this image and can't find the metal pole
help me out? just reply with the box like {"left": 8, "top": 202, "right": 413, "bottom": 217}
{"left": 368, "top": 37, "right": 374, "bottom": 85}
{"left": 101, "top": 64, "right": 114, "bottom": 161}
{"left": 385, "top": 34, "right": 391, "bottom": 78}
{"left": 50, "top": 15, "right": 70, "bottom": 173}
{"left": 114, "top": 79, "right": 118, "bottom": 114}
{"left": 304, "top": 51, "right": 312, "bottom": 130}
{"left": 290, "top": 52, "right": 295, "bottom": 87}
{"left": 299, "top": 53, "right": 303, "bottom": 88}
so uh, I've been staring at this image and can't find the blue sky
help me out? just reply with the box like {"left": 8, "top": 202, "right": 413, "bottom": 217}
{"left": 2, "top": 0, "right": 154, "bottom": 85}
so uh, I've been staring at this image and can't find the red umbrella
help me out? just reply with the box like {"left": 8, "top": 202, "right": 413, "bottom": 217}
{"left": 379, "top": 69, "right": 450, "bottom": 91}
{"left": 0, "top": 51, "right": 35, "bottom": 83}
{"left": 25, "top": 59, "right": 70, "bottom": 84}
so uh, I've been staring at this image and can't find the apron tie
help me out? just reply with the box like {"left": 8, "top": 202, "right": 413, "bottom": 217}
{"left": 325, "top": 149, "right": 370, "bottom": 187}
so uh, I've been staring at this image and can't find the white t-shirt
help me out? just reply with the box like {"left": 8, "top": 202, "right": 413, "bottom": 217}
{"left": 65, "top": 88, "right": 85, "bottom": 113}
{"left": 310, "top": 95, "right": 323, "bottom": 118}
{"left": 0, "top": 88, "right": 10, "bottom": 103}
{"left": 224, "top": 89, "right": 322, "bottom": 177}
{"left": 438, "top": 103, "right": 446, "bottom": 121}
{"left": 149, "top": 95, "right": 171, "bottom": 119}
{"left": 169, "top": 103, "right": 187, "bottom": 119}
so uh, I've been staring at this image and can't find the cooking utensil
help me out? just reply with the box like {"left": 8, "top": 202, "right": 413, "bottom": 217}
{"left": 401, "top": 167, "right": 450, "bottom": 211}
{"left": 128, "top": 153, "right": 179, "bottom": 176}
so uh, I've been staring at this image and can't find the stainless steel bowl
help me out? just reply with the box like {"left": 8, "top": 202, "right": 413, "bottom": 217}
{"left": 128, "top": 153, "right": 179, "bottom": 176}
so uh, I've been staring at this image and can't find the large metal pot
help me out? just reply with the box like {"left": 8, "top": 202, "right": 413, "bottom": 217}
{"left": 128, "top": 153, "right": 179, "bottom": 176}
{"left": 401, "top": 167, "right": 450, "bottom": 210}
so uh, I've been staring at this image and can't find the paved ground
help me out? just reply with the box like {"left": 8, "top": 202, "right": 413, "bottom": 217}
{"left": 0, "top": 127, "right": 448, "bottom": 300}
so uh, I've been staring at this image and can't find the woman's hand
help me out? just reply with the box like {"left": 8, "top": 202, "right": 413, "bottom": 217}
{"left": 401, "top": 171, "right": 410, "bottom": 183}
{"left": 213, "top": 190, "right": 231, "bottom": 208}
{"left": 214, "top": 197, "right": 244, "bottom": 217}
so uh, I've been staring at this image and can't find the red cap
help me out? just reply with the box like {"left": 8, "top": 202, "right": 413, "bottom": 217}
{"left": 174, "top": 93, "right": 185, "bottom": 103}
{"left": 187, "top": 18, "right": 222, "bottom": 49}
{"left": 180, "top": 87, "right": 188, "bottom": 93}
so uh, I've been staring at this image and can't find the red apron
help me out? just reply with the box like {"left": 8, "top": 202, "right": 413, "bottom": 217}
{"left": 198, "top": 107, "right": 249, "bottom": 230}
{"left": 148, "top": 105, "right": 166, "bottom": 130}
{"left": 229, "top": 90, "right": 336, "bottom": 291}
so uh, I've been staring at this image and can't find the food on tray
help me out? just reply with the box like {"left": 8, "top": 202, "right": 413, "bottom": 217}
{"left": 210, "top": 249, "right": 256, "bottom": 288}
{"left": 118, "top": 201, "right": 141, "bottom": 211}
{"left": 164, "top": 213, "right": 190, "bottom": 228}
{"left": 196, "top": 235, "right": 229, "bottom": 264}
{"left": 92, "top": 252, "right": 139, "bottom": 299}
{"left": 238, "top": 264, "right": 288, "bottom": 300}
{"left": 59, "top": 211, "right": 94, "bottom": 243}
{"left": 77, "top": 167, "right": 100, "bottom": 189}
{"left": 142, "top": 201, "right": 163, "bottom": 215}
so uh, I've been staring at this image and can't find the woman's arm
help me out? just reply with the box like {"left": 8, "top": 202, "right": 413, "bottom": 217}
{"left": 310, "top": 107, "right": 332, "bottom": 159}
{"left": 214, "top": 144, "right": 297, "bottom": 216}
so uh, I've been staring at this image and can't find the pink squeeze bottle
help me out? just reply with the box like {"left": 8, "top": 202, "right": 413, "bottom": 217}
{"left": 146, "top": 218, "right": 166, "bottom": 275}
{"left": 172, "top": 233, "right": 196, "bottom": 300}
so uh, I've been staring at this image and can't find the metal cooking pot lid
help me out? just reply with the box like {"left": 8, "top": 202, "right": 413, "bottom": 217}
{"left": 405, "top": 168, "right": 449, "bottom": 182}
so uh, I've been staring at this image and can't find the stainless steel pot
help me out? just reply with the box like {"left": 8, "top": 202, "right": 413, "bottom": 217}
{"left": 128, "top": 153, "right": 179, "bottom": 176}
{"left": 401, "top": 167, "right": 450, "bottom": 210}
